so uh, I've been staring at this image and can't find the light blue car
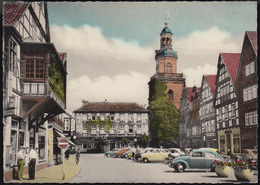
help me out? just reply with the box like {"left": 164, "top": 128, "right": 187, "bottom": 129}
{"left": 169, "top": 149, "right": 223, "bottom": 172}
{"left": 104, "top": 148, "right": 121, "bottom": 157}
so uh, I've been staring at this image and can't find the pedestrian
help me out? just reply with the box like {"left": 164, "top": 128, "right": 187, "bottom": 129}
{"left": 28, "top": 147, "right": 37, "bottom": 180}
{"left": 76, "top": 149, "right": 80, "bottom": 165}
{"left": 17, "top": 147, "right": 25, "bottom": 180}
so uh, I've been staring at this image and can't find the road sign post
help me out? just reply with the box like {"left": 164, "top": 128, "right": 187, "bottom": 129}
{"left": 57, "top": 137, "right": 71, "bottom": 180}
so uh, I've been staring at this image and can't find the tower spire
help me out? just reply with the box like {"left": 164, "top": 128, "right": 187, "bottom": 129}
{"left": 163, "top": 14, "right": 170, "bottom": 26}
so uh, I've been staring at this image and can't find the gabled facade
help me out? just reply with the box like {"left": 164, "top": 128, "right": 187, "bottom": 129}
{"left": 235, "top": 31, "right": 258, "bottom": 151}
{"left": 214, "top": 53, "right": 241, "bottom": 157}
{"left": 2, "top": 2, "right": 67, "bottom": 181}
{"left": 179, "top": 84, "right": 193, "bottom": 149}
{"left": 73, "top": 101, "right": 149, "bottom": 152}
{"left": 186, "top": 86, "right": 201, "bottom": 149}
{"left": 199, "top": 75, "right": 217, "bottom": 148}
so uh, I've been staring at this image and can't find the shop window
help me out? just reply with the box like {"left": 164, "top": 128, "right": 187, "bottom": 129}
{"left": 38, "top": 135, "right": 45, "bottom": 159}
{"left": 220, "top": 138, "right": 225, "bottom": 153}
{"left": 233, "top": 137, "right": 240, "bottom": 153}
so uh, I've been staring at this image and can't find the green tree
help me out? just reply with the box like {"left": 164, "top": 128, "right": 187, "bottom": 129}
{"left": 149, "top": 80, "right": 180, "bottom": 147}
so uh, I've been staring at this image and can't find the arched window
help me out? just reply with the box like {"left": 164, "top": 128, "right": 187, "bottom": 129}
{"left": 168, "top": 90, "right": 174, "bottom": 101}
{"left": 167, "top": 63, "right": 172, "bottom": 73}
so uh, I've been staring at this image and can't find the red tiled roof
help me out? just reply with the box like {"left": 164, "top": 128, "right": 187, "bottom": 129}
{"left": 220, "top": 53, "right": 241, "bottom": 84}
{"left": 74, "top": 102, "right": 149, "bottom": 113}
{"left": 246, "top": 31, "right": 257, "bottom": 55}
{"left": 3, "top": 2, "right": 29, "bottom": 25}
{"left": 204, "top": 75, "right": 217, "bottom": 94}
{"left": 186, "top": 87, "right": 193, "bottom": 105}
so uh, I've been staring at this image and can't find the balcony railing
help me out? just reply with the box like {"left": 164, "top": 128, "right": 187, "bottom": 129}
{"left": 23, "top": 82, "right": 46, "bottom": 96}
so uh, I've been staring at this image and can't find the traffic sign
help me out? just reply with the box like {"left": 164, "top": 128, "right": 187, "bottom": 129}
{"left": 57, "top": 137, "right": 70, "bottom": 150}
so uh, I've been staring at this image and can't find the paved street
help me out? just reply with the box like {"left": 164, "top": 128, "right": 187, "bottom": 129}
{"left": 69, "top": 154, "right": 258, "bottom": 183}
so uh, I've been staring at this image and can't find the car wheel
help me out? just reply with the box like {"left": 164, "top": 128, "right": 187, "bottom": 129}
{"left": 175, "top": 163, "right": 185, "bottom": 172}
{"left": 163, "top": 158, "right": 168, "bottom": 165}
{"left": 143, "top": 158, "right": 149, "bottom": 163}
{"left": 107, "top": 154, "right": 110, "bottom": 157}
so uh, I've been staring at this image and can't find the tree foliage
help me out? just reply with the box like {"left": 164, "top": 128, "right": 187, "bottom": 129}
{"left": 85, "top": 116, "right": 113, "bottom": 132}
{"left": 149, "top": 80, "right": 180, "bottom": 147}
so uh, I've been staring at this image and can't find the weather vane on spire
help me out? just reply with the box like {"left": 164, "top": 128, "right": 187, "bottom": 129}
{"left": 163, "top": 13, "right": 170, "bottom": 26}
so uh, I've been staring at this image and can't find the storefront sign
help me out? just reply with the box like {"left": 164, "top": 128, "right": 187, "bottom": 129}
{"left": 206, "top": 133, "right": 216, "bottom": 137}
{"left": 225, "top": 130, "right": 232, "bottom": 134}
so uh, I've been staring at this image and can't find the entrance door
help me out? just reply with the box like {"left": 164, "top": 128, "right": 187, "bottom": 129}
{"left": 226, "top": 134, "right": 231, "bottom": 156}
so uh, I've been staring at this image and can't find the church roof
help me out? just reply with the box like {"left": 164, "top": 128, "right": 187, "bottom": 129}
{"left": 220, "top": 53, "right": 241, "bottom": 84}
{"left": 155, "top": 48, "right": 178, "bottom": 59}
{"left": 204, "top": 75, "right": 217, "bottom": 94}
{"left": 160, "top": 26, "right": 173, "bottom": 35}
{"left": 246, "top": 31, "right": 257, "bottom": 55}
{"left": 3, "top": 2, "right": 29, "bottom": 25}
{"left": 73, "top": 102, "right": 149, "bottom": 113}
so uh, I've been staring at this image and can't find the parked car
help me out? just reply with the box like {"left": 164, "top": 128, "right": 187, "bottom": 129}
{"left": 141, "top": 148, "right": 169, "bottom": 163}
{"left": 241, "top": 149, "right": 258, "bottom": 161}
{"left": 169, "top": 149, "right": 223, "bottom": 172}
{"left": 184, "top": 148, "right": 193, "bottom": 155}
{"left": 104, "top": 148, "right": 121, "bottom": 157}
{"left": 164, "top": 148, "right": 185, "bottom": 165}
{"left": 199, "top": 148, "right": 219, "bottom": 154}
{"left": 122, "top": 148, "right": 135, "bottom": 158}
{"left": 115, "top": 148, "right": 130, "bottom": 158}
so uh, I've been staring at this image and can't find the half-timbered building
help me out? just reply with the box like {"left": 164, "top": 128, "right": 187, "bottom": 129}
{"left": 235, "top": 31, "right": 258, "bottom": 151}
{"left": 3, "top": 2, "right": 67, "bottom": 181}
{"left": 199, "top": 75, "right": 217, "bottom": 148}
{"left": 214, "top": 53, "right": 241, "bottom": 157}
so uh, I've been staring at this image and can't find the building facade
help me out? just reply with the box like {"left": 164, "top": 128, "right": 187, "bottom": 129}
{"left": 179, "top": 85, "right": 193, "bottom": 149}
{"left": 73, "top": 101, "right": 149, "bottom": 152}
{"left": 235, "top": 31, "right": 258, "bottom": 151}
{"left": 214, "top": 53, "right": 241, "bottom": 157}
{"left": 186, "top": 86, "right": 201, "bottom": 149}
{"left": 2, "top": 2, "right": 67, "bottom": 181}
{"left": 199, "top": 75, "right": 217, "bottom": 148}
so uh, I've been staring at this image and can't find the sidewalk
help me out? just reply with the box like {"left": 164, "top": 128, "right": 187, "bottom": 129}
{"left": 9, "top": 155, "right": 80, "bottom": 183}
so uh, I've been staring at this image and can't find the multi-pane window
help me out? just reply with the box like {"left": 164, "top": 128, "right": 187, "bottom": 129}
{"left": 245, "top": 111, "right": 258, "bottom": 126}
{"left": 9, "top": 38, "right": 18, "bottom": 74}
{"left": 24, "top": 54, "right": 45, "bottom": 80}
{"left": 245, "top": 61, "right": 255, "bottom": 76}
{"left": 231, "top": 103, "right": 236, "bottom": 117}
{"left": 225, "top": 106, "right": 228, "bottom": 119}
{"left": 243, "top": 84, "right": 257, "bottom": 102}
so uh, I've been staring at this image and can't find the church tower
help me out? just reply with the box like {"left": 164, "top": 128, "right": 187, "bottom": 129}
{"left": 148, "top": 21, "right": 185, "bottom": 110}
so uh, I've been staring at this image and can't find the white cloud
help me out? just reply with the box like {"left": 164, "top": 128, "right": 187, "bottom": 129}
{"left": 173, "top": 26, "right": 243, "bottom": 87}
{"left": 50, "top": 25, "right": 244, "bottom": 114}
{"left": 183, "top": 64, "right": 217, "bottom": 87}
{"left": 67, "top": 71, "right": 149, "bottom": 113}
{"left": 50, "top": 25, "right": 155, "bottom": 80}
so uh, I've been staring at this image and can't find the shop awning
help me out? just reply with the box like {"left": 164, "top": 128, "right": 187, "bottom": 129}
{"left": 55, "top": 130, "right": 75, "bottom": 146}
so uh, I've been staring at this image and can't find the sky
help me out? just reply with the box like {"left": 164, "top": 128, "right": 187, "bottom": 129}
{"left": 47, "top": 2, "right": 257, "bottom": 114}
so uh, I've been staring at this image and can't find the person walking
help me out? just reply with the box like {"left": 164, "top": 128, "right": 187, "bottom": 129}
{"left": 17, "top": 147, "right": 25, "bottom": 180}
{"left": 76, "top": 149, "right": 80, "bottom": 165}
{"left": 28, "top": 147, "right": 37, "bottom": 180}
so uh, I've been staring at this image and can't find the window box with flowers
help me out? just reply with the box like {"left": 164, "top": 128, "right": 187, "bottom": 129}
{"left": 214, "top": 160, "right": 232, "bottom": 177}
